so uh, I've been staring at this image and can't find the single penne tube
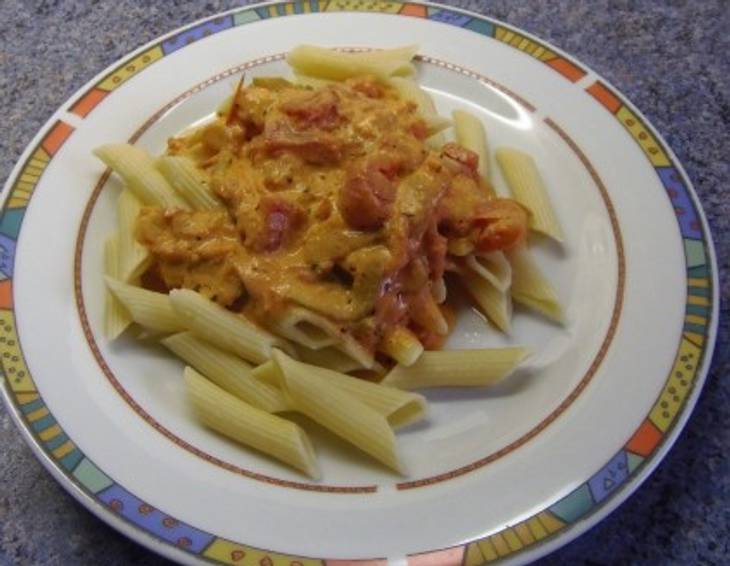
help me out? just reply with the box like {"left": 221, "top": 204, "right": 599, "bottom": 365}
{"left": 423, "top": 114, "right": 452, "bottom": 137}
{"left": 292, "top": 72, "right": 333, "bottom": 89}
{"left": 360, "top": 45, "right": 419, "bottom": 63}
{"left": 168, "top": 288, "right": 292, "bottom": 364}
{"left": 253, "top": 359, "right": 426, "bottom": 429}
{"left": 251, "top": 76, "right": 295, "bottom": 90}
{"left": 388, "top": 77, "right": 436, "bottom": 112}
{"left": 335, "top": 331, "right": 378, "bottom": 370}
{"left": 93, "top": 144, "right": 189, "bottom": 209}
{"left": 271, "top": 350, "right": 404, "bottom": 473}
{"left": 130, "top": 327, "right": 167, "bottom": 342}
{"left": 105, "top": 277, "right": 183, "bottom": 333}
{"left": 286, "top": 45, "right": 417, "bottom": 81}
{"left": 459, "top": 267, "right": 512, "bottom": 333}
{"left": 496, "top": 147, "right": 563, "bottom": 241}
{"left": 294, "top": 345, "right": 363, "bottom": 374}
{"left": 156, "top": 155, "right": 223, "bottom": 210}
{"left": 381, "top": 348, "right": 529, "bottom": 389}
{"left": 380, "top": 326, "right": 423, "bottom": 367}
{"left": 176, "top": 120, "right": 209, "bottom": 145}
{"left": 431, "top": 277, "right": 447, "bottom": 304}
{"left": 452, "top": 109, "right": 491, "bottom": 184}
{"left": 465, "top": 251, "right": 512, "bottom": 293}
{"left": 268, "top": 306, "right": 339, "bottom": 351}
{"left": 250, "top": 360, "right": 279, "bottom": 385}
{"left": 505, "top": 245, "right": 563, "bottom": 323}
{"left": 162, "top": 332, "right": 288, "bottom": 413}
{"left": 388, "top": 77, "right": 451, "bottom": 136}
{"left": 409, "top": 290, "right": 449, "bottom": 336}
{"left": 104, "top": 235, "right": 132, "bottom": 340}
{"left": 323, "top": 369, "right": 427, "bottom": 430}
{"left": 116, "top": 189, "right": 150, "bottom": 282}
{"left": 184, "top": 366, "right": 319, "bottom": 478}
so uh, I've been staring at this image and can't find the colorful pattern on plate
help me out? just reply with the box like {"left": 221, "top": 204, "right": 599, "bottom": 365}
{"left": 0, "top": 2, "right": 715, "bottom": 565}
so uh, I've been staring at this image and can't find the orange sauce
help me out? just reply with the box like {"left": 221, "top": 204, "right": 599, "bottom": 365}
{"left": 136, "top": 76, "right": 528, "bottom": 359}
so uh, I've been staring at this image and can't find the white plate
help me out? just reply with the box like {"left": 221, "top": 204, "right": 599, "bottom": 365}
{"left": 0, "top": 2, "right": 718, "bottom": 565}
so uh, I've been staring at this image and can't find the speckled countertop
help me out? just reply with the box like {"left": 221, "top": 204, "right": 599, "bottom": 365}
{"left": 0, "top": 1, "right": 728, "bottom": 565}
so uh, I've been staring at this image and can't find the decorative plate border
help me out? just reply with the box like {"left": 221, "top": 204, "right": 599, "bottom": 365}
{"left": 0, "top": 2, "right": 716, "bottom": 565}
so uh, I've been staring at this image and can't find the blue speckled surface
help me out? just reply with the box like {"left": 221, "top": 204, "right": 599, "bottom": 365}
{"left": 0, "top": 1, "right": 727, "bottom": 564}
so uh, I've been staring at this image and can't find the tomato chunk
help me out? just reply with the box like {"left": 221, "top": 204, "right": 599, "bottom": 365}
{"left": 256, "top": 196, "right": 305, "bottom": 252}
{"left": 262, "top": 121, "right": 342, "bottom": 164}
{"left": 338, "top": 164, "right": 396, "bottom": 231}
{"left": 280, "top": 88, "right": 340, "bottom": 130}
{"left": 472, "top": 198, "right": 529, "bottom": 252}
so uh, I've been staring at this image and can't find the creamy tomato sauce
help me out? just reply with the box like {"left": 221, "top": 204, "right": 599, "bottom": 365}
{"left": 136, "top": 76, "right": 527, "bottom": 359}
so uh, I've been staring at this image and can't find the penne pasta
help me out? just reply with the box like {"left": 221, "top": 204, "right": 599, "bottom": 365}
{"left": 156, "top": 155, "right": 224, "bottom": 210}
{"left": 388, "top": 77, "right": 451, "bottom": 136}
{"left": 168, "top": 289, "right": 292, "bottom": 364}
{"left": 253, "top": 359, "right": 426, "bottom": 429}
{"left": 465, "top": 251, "right": 512, "bottom": 293}
{"left": 335, "top": 331, "right": 379, "bottom": 371}
{"left": 184, "top": 366, "right": 319, "bottom": 478}
{"left": 358, "top": 45, "right": 419, "bottom": 64}
{"left": 251, "top": 76, "right": 295, "bottom": 90}
{"left": 452, "top": 109, "right": 491, "bottom": 185}
{"left": 459, "top": 267, "right": 512, "bottom": 333}
{"left": 324, "top": 370, "right": 427, "bottom": 430}
{"left": 268, "top": 306, "right": 340, "bottom": 351}
{"left": 293, "top": 345, "right": 363, "bottom": 374}
{"left": 409, "top": 290, "right": 449, "bottom": 336}
{"left": 381, "top": 348, "right": 529, "bottom": 389}
{"left": 162, "top": 332, "right": 288, "bottom": 413}
{"left": 103, "top": 235, "right": 132, "bottom": 340}
{"left": 105, "top": 277, "right": 183, "bottom": 333}
{"left": 292, "top": 72, "right": 333, "bottom": 89}
{"left": 250, "top": 360, "right": 278, "bottom": 384}
{"left": 496, "top": 147, "right": 563, "bottom": 241}
{"left": 506, "top": 245, "right": 563, "bottom": 323}
{"left": 431, "top": 277, "right": 447, "bottom": 304}
{"left": 287, "top": 45, "right": 417, "bottom": 81}
{"left": 116, "top": 189, "right": 150, "bottom": 282}
{"left": 271, "top": 350, "right": 404, "bottom": 473}
{"left": 380, "top": 326, "right": 424, "bottom": 367}
{"left": 387, "top": 77, "right": 433, "bottom": 111}
{"left": 94, "top": 144, "right": 189, "bottom": 209}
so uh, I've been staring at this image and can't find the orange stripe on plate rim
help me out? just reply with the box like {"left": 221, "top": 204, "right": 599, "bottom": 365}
{"left": 71, "top": 88, "right": 109, "bottom": 118}
{"left": 400, "top": 3, "right": 427, "bottom": 17}
{"left": 625, "top": 419, "right": 663, "bottom": 457}
{"left": 0, "top": 280, "right": 12, "bottom": 309}
{"left": 546, "top": 58, "right": 586, "bottom": 82}
{"left": 41, "top": 121, "right": 74, "bottom": 156}
{"left": 586, "top": 81, "right": 622, "bottom": 113}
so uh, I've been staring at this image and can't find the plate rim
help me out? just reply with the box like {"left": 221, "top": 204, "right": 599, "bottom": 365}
{"left": 0, "top": 1, "right": 720, "bottom": 564}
